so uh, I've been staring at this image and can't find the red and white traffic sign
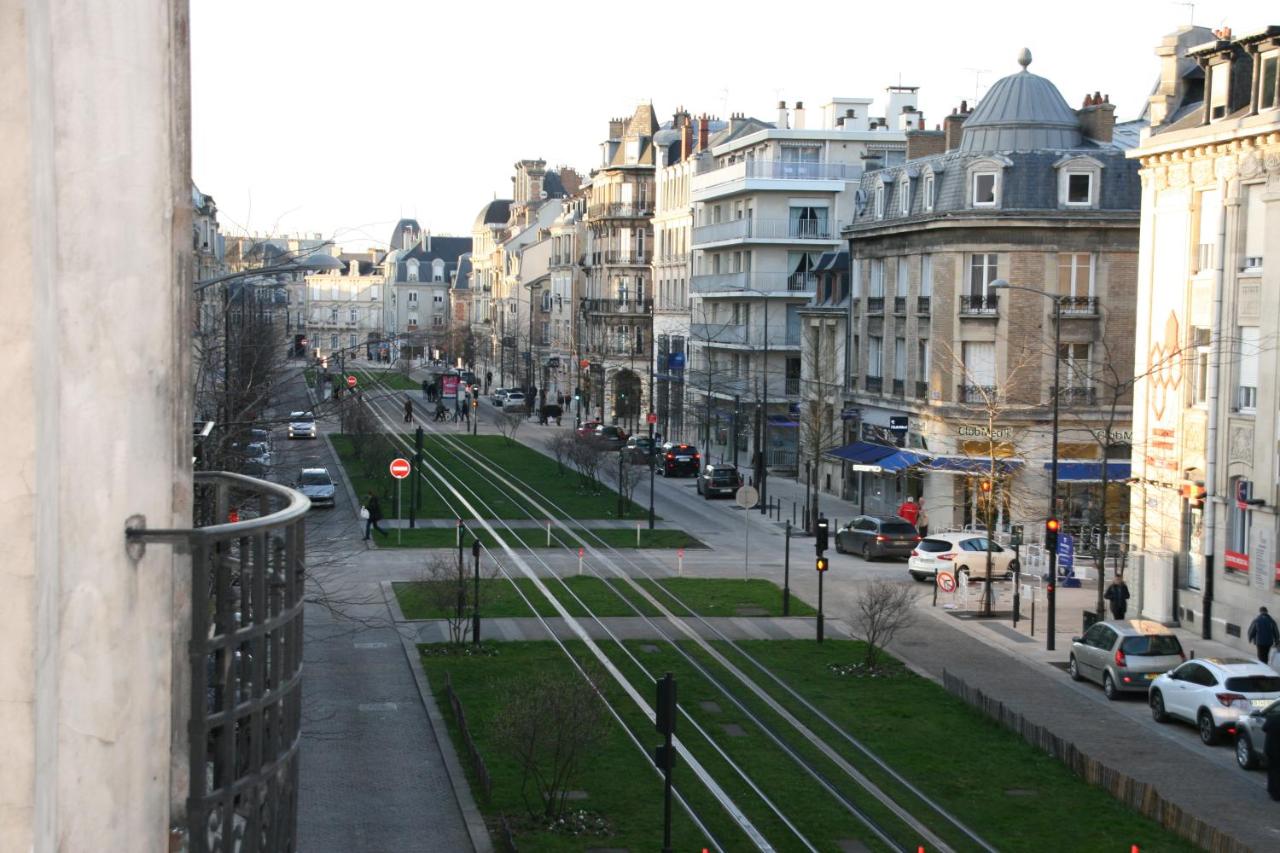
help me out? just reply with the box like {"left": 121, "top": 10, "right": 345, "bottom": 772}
{"left": 936, "top": 571, "right": 957, "bottom": 593}
{"left": 389, "top": 458, "right": 411, "bottom": 479}
{"left": 346, "top": 374, "right": 357, "bottom": 388}
{"left": 578, "top": 547, "right": 585, "bottom": 558}
{"left": 647, "top": 412, "right": 658, "bottom": 425}
{"left": 579, "top": 359, "right": 590, "bottom": 369}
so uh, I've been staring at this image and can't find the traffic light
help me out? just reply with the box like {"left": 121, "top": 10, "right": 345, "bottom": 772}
{"left": 1045, "top": 518, "right": 1061, "bottom": 551}
{"left": 655, "top": 673, "right": 677, "bottom": 736}
{"left": 815, "top": 515, "right": 830, "bottom": 555}
{"left": 816, "top": 556, "right": 829, "bottom": 572}
{"left": 980, "top": 479, "right": 992, "bottom": 493}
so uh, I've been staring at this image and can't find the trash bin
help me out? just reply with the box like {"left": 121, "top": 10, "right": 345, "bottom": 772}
{"left": 1082, "top": 610, "right": 1099, "bottom": 632}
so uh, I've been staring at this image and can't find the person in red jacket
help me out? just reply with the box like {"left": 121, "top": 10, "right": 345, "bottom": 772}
{"left": 897, "top": 495, "right": 920, "bottom": 526}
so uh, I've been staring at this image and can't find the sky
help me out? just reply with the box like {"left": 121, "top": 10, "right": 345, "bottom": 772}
{"left": 191, "top": 0, "right": 1268, "bottom": 251}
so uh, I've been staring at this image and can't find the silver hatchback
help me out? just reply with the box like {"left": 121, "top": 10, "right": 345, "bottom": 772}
{"left": 1069, "top": 620, "right": 1185, "bottom": 700}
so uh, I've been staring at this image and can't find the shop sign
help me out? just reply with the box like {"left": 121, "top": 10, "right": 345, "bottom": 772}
{"left": 958, "top": 424, "right": 1012, "bottom": 440}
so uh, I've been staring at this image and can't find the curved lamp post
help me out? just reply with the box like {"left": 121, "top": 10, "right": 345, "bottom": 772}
{"left": 990, "top": 277, "right": 1063, "bottom": 651}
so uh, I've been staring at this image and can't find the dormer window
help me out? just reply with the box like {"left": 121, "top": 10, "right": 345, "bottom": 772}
{"left": 923, "top": 173, "right": 935, "bottom": 212}
{"left": 1209, "top": 61, "right": 1230, "bottom": 120}
{"left": 406, "top": 259, "right": 419, "bottom": 281}
{"left": 1065, "top": 173, "right": 1092, "bottom": 205}
{"left": 1054, "top": 155, "right": 1103, "bottom": 210}
{"left": 898, "top": 176, "right": 911, "bottom": 216}
{"left": 972, "top": 172, "right": 997, "bottom": 206}
{"left": 432, "top": 259, "right": 445, "bottom": 281}
{"left": 1261, "top": 50, "right": 1279, "bottom": 111}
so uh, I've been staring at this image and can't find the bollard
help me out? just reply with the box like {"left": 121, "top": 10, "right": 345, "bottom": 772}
{"left": 578, "top": 546, "right": 584, "bottom": 576}
{"left": 637, "top": 521, "right": 641, "bottom": 548}
{"left": 792, "top": 501, "right": 797, "bottom": 526}
{"left": 547, "top": 520, "right": 551, "bottom": 547}
{"left": 677, "top": 547, "right": 684, "bottom": 576}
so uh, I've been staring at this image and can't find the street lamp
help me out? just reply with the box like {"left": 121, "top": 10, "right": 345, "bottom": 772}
{"left": 989, "top": 278, "right": 1062, "bottom": 651}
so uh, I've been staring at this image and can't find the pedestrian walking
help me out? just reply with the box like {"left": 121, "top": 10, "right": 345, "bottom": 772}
{"left": 896, "top": 495, "right": 920, "bottom": 526}
{"left": 1248, "top": 607, "right": 1280, "bottom": 664}
{"left": 484, "top": 370, "right": 492, "bottom": 394}
{"left": 361, "top": 493, "right": 387, "bottom": 540}
{"left": 1104, "top": 574, "right": 1131, "bottom": 620}
{"left": 421, "top": 379, "right": 429, "bottom": 400}
{"left": 916, "top": 499, "right": 929, "bottom": 537}
{"left": 403, "top": 398, "right": 413, "bottom": 423}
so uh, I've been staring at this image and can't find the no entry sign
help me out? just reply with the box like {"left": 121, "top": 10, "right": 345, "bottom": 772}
{"left": 346, "top": 375, "right": 357, "bottom": 388}
{"left": 389, "top": 458, "right": 411, "bottom": 479}
{"left": 936, "top": 571, "right": 957, "bottom": 593}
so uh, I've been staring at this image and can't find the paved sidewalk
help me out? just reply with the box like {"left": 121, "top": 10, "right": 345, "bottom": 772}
{"left": 409, "top": 615, "right": 834, "bottom": 644}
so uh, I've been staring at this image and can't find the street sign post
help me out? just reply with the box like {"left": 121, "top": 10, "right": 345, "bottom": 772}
{"left": 936, "top": 571, "right": 957, "bottom": 593}
{"left": 736, "top": 486, "right": 759, "bottom": 581}
{"left": 390, "top": 458, "right": 410, "bottom": 544}
{"left": 346, "top": 374, "right": 357, "bottom": 388}
{"left": 647, "top": 412, "right": 657, "bottom": 425}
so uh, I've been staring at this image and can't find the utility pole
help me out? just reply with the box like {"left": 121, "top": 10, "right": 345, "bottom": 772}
{"left": 648, "top": 417, "right": 656, "bottom": 530}
{"left": 732, "top": 394, "right": 740, "bottom": 468}
{"left": 471, "top": 539, "right": 482, "bottom": 645}
{"left": 411, "top": 426, "right": 423, "bottom": 528}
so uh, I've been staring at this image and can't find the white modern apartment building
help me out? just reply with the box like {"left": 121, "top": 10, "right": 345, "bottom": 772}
{"left": 304, "top": 253, "right": 385, "bottom": 364}
{"left": 1129, "top": 24, "right": 1280, "bottom": 647}
{"left": 689, "top": 93, "right": 917, "bottom": 470}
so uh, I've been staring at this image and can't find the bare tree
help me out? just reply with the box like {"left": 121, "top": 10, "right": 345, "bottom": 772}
{"left": 494, "top": 410, "right": 524, "bottom": 443}
{"left": 799, "top": 323, "right": 847, "bottom": 532}
{"left": 614, "top": 456, "right": 641, "bottom": 511}
{"left": 418, "top": 552, "right": 471, "bottom": 646}
{"left": 493, "top": 667, "right": 607, "bottom": 821}
{"left": 548, "top": 429, "right": 575, "bottom": 474}
{"left": 849, "top": 581, "right": 917, "bottom": 670}
{"left": 568, "top": 438, "right": 604, "bottom": 493}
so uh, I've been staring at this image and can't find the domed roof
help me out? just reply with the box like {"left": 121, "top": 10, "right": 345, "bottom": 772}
{"left": 960, "top": 49, "right": 1082, "bottom": 153}
{"left": 473, "top": 199, "right": 512, "bottom": 231}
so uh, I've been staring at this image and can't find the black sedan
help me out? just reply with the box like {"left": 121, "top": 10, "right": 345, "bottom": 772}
{"left": 835, "top": 515, "right": 920, "bottom": 560}
{"left": 656, "top": 443, "right": 700, "bottom": 477}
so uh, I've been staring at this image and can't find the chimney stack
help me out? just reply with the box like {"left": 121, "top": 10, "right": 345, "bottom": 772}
{"left": 794, "top": 101, "right": 805, "bottom": 129}
{"left": 1076, "top": 93, "right": 1116, "bottom": 143}
{"left": 777, "top": 100, "right": 789, "bottom": 129}
{"left": 943, "top": 101, "right": 970, "bottom": 151}
{"left": 698, "top": 114, "right": 710, "bottom": 151}
{"left": 680, "top": 115, "right": 692, "bottom": 160}
{"left": 905, "top": 129, "right": 946, "bottom": 161}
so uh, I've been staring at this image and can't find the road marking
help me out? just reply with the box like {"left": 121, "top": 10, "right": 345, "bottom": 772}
{"left": 358, "top": 702, "right": 398, "bottom": 713}
{"left": 354, "top": 641, "right": 388, "bottom": 649}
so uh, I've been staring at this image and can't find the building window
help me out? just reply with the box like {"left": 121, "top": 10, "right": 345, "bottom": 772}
{"left": 1064, "top": 173, "right": 1092, "bottom": 206}
{"left": 896, "top": 258, "right": 909, "bottom": 296}
{"left": 1059, "top": 343, "right": 1091, "bottom": 401}
{"left": 349, "top": 307, "right": 359, "bottom": 323}
{"left": 1227, "top": 478, "right": 1251, "bottom": 569}
{"left": 432, "top": 259, "right": 445, "bottom": 281}
{"left": 1237, "top": 326, "right": 1259, "bottom": 412}
{"left": 349, "top": 334, "right": 358, "bottom": 349}
{"left": 408, "top": 291, "right": 418, "bottom": 303}
{"left": 1244, "top": 184, "right": 1266, "bottom": 270}
{"left": 917, "top": 339, "right": 930, "bottom": 381}
{"left": 1057, "top": 253, "right": 1094, "bottom": 298}
{"left": 923, "top": 174, "right": 935, "bottom": 212}
{"left": 329, "top": 334, "right": 338, "bottom": 350}
{"left": 867, "top": 336, "right": 884, "bottom": 378}
{"left": 962, "top": 341, "right": 996, "bottom": 387}
{"left": 968, "top": 253, "right": 998, "bottom": 297}
{"left": 1262, "top": 49, "right": 1279, "bottom": 111}
{"left": 920, "top": 254, "right": 933, "bottom": 297}
{"left": 869, "top": 259, "right": 884, "bottom": 297}
{"left": 1190, "top": 327, "right": 1210, "bottom": 406}
{"left": 1196, "top": 189, "right": 1222, "bottom": 272}
{"left": 407, "top": 259, "right": 419, "bottom": 281}
{"left": 329, "top": 307, "right": 338, "bottom": 323}
{"left": 432, "top": 316, "right": 443, "bottom": 327}
{"left": 972, "top": 172, "right": 997, "bottom": 207}
{"left": 1209, "top": 62, "right": 1230, "bottom": 120}
{"left": 789, "top": 206, "right": 829, "bottom": 239}
{"left": 898, "top": 178, "right": 910, "bottom": 216}
{"left": 874, "top": 184, "right": 885, "bottom": 219}
{"left": 434, "top": 293, "right": 444, "bottom": 303}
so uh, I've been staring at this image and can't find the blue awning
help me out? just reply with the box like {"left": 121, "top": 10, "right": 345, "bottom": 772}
{"left": 877, "top": 449, "right": 929, "bottom": 473}
{"left": 1042, "top": 461, "right": 1132, "bottom": 482}
{"left": 767, "top": 414, "right": 799, "bottom": 428}
{"left": 922, "top": 455, "right": 1024, "bottom": 475}
{"left": 827, "top": 441, "right": 898, "bottom": 464}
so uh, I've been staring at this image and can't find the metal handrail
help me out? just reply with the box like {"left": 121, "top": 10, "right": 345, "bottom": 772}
{"left": 126, "top": 470, "right": 310, "bottom": 546}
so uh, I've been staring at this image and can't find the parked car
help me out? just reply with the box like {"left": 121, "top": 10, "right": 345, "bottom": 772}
{"left": 576, "top": 420, "right": 602, "bottom": 439}
{"left": 622, "top": 435, "right": 657, "bottom": 464}
{"left": 241, "top": 442, "right": 272, "bottom": 475}
{"left": 1233, "top": 697, "right": 1280, "bottom": 769}
{"left": 490, "top": 388, "right": 509, "bottom": 406}
{"left": 501, "top": 392, "right": 528, "bottom": 412}
{"left": 592, "top": 424, "right": 629, "bottom": 450}
{"left": 697, "top": 464, "right": 742, "bottom": 498}
{"left": 836, "top": 516, "right": 920, "bottom": 560}
{"left": 287, "top": 411, "right": 316, "bottom": 440}
{"left": 656, "top": 442, "right": 700, "bottom": 477}
{"left": 906, "top": 531, "right": 1019, "bottom": 581}
{"left": 1069, "top": 620, "right": 1185, "bottom": 700}
{"left": 1150, "top": 658, "right": 1280, "bottom": 744}
{"left": 297, "top": 467, "right": 336, "bottom": 508}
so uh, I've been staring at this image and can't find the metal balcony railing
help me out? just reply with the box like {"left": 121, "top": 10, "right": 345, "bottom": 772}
{"left": 588, "top": 202, "right": 652, "bottom": 220}
{"left": 959, "top": 294, "right": 999, "bottom": 316}
{"left": 601, "top": 251, "right": 650, "bottom": 264}
{"left": 917, "top": 296, "right": 932, "bottom": 315}
{"left": 893, "top": 296, "right": 907, "bottom": 314}
{"left": 580, "top": 298, "right": 653, "bottom": 315}
{"left": 866, "top": 375, "right": 883, "bottom": 393}
{"left": 784, "top": 377, "right": 801, "bottom": 395}
{"left": 695, "top": 158, "right": 861, "bottom": 181}
{"left": 690, "top": 272, "right": 806, "bottom": 294}
{"left": 959, "top": 384, "right": 999, "bottom": 403}
{"left": 866, "top": 296, "right": 885, "bottom": 313}
{"left": 1055, "top": 386, "right": 1097, "bottom": 405}
{"left": 1059, "top": 296, "right": 1099, "bottom": 315}
{"left": 126, "top": 471, "right": 308, "bottom": 853}
{"left": 788, "top": 272, "right": 817, "bottom": 292}
{"left": 916, "top": 380, "right": 929, "bottom": 399}
{"left": 692, "top": 218, "right": 835, "bottom": 245}
{"left": 892, "top": 378, "right": 905, "bottom": 396}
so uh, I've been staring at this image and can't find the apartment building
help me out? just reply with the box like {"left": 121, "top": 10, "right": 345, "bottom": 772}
{"left": 303, "top": 252, "right": 385, "bottom": 363}
{"left": 689, "top": 94, "right": 915, "bottom": 471}
{"left": 580, "top": 104, "right": 660, "bottom": 431}
{"left": 547, "top": 197, "right": 587, "bottom": 407}
{"left": 382, "top": 219, "right": 471, "bottom": 361}
{"left": 839, "top": 51, "right": 1141, "bottom": 532}
{"left": 470, "top": 198, "right": 513, "bottom": 379}
{"left": 1128, "top": 25, "right": 1280, "bottom": 644}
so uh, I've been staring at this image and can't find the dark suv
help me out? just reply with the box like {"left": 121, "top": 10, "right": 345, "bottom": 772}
{"left": 835, "top": 516, "right": 920, "bottom": 560}
{"left": 593, "top": 424, "right": 629, "bottom": 450}
{"left": 622, "top": 435, "right": 657, "bottom": 464}
{"left": 697, "top": 464, "right": 742, "bottom": 498}
{"left": 656, "top": 443, "right": 700, "bottom": 477}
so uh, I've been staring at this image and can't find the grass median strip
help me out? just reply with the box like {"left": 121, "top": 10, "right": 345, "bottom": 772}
{"left": 377, "top": 526, "right": 703, "bottom": 550}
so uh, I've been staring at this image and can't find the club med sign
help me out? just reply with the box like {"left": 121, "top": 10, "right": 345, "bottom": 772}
{"left": 957, "top": 424, "right": 1013, "bottom": 440}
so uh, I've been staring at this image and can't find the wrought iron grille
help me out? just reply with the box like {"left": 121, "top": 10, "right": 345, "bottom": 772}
{"left": 129, "top": 472, "right": 308, "bottom": 853}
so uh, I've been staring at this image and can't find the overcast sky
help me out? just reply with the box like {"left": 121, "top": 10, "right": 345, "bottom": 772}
{"left": 191, "top": 0, "right": 1266, "bottom": 250}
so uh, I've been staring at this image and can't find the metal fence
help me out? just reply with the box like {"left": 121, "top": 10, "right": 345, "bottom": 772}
{"left": 444, "top": 672, "right": 492, "bottom": 802}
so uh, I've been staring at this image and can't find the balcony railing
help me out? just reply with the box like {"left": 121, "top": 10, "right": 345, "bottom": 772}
{"left": 893, "top": 297, "right": 907, "bottom": 315}
{"left": 692, "top": 218, "right": 835, "bottom": 245}
{"left": 690, "top": 272, "right": 816, "bottom": 294}
{"left": 602, "top": 251, "right": 650, "bottom": 265}
{"left": 689, "top": 323, "right": 747, "bottom": 345}
{"left": 959, "top": 384, "right": 999, "bottom": 403}
{"left": 1059, "top": 296, "right": 1099, "bottom": 316}
{"left": 1055, "top": 386, "right": 1097, "bottom": 405}
{"left": 689, "top": 324, "right": 801, "bottom": 348}
{"left": 892, "top": 379, "right": 905, "bottom": 396}
{"left": 866, "top": 375, "right": 883, "bottom": 393}
{"left": 784, "top": 377, "right": 801, "bottom": 395}
{"left": 580, "top": 298, "right": 653, "bottom": 315}
{"left": 959, "top": 294, "right": 999, "bottom": 316}
{"left": 695, "top": 158, "right": 862, "bottom": 182}
{"left": 588, "top": 202, "right": 653, "bottom": 220}
{"left": 915, "top": 380, "right": 929, "bottom": 399}
{"left": 917, "top": 296, "right": 932, "bottom": 315}
{"left": 866, "top": 296, "right": 885, "bottom": 314}
{"left": 126, "top": 471, "right": 308, "bottom": 853}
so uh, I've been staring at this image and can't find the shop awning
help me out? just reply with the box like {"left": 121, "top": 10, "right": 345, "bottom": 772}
{"left": 1042, "top": 461, "right": 1132, "bottom": 482}
{"left": 877, "top": 449, "right": 929, "bottom": 473}
{"left": 921, "top": 455, "right": 1024, "bottom": 475}
{"left": 767, "top": 414, "right": 799, "bottom": 428}
{"left": 827, "top": 441, "right": 898, "bottom": 464}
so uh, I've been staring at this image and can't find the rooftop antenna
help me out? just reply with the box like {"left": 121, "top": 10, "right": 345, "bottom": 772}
{"left": 963, "top": 67, "right": 993, "bottom": 105}
{"left": 720, "top": 87, "right": 730, "bottom": 121}
{"left": 1173, "top": 1, "right": 1195, "bottom": 25}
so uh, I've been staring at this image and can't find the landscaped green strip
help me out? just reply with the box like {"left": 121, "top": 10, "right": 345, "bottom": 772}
{"left": 352, "top": 369, "right": 421, "bottom": 391}
{"left": 419, "top": 641, "right": 758, "bottom": 852}
{"left": 716, "top": 640, "right": 1201, "bottom": 853}
{"left": 377, "top": 526, "right": 703, "bottom": 550}
{"left": 637, "top": 577, "right": 817, "bottom": 618}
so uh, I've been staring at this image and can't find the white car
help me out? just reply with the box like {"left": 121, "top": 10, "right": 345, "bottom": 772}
{"left": 490, "top": 388, "right": 509, "bottom": 406}
{"left": 1150, "top": 658, "right": 1280, "bottom": 745}
{"left": 297, "top": 467, "right": 336, "bottom": 508}
{"left": 501, "top": 392, "right": 527, "bottom": 411}
{"left": 906, "top": 531, "right": 1020, "bottom": 582}
{"left": 287, "top": 411, "right": 316, "bottom": 439}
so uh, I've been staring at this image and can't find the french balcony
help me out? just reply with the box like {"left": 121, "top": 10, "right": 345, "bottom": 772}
{"left": 866, "top": 296, "right": 885, "bottom": 314}
{"left": 784, "top": 377, "right": 801, "bottom": 395}
{"left": 580, "top": 297, "right": 653, "bottom": 315}
{"left": 915, "top": 380, "right": 929, "bottom": 399}
{"left": 892, "top": 378, "right": 905, "bottom": 396}
{"left": 588, "top": 202, "right": 653, "bottom": 220}
{"left": 917, "top": 296, "right": 932, "bottom": 315}
{"left": 601, "top": 251, "right": 651, "bottom": 265}
{"left": 1059, "top": 296, "right": 1099, "bottom": 316}
{"left": 1055, "top": 386, "right": 1097, "bottom": 405}
{"left": 959, "top": 294, "right": 999, "bottom": 316}
{"left": 690, "top": 272, "right": 816, "bottom": 295}
{"left": 865, "top": 375, "right": 883, "bottom": 393}
{"left": 959, "top": 384, "right": 999, "bottom": 403}
{"left": 126, "top": 471, "right": 308, "bottom": 853}
{"left": 691, "top": 218, "right": 836, "bottom": 246}
{"left": 892, "top": 297, "right": 907, "bottom": 315}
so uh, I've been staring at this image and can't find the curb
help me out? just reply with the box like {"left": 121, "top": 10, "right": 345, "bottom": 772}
{"left": 385, "top": 585, "right": 494, "bottom": 853}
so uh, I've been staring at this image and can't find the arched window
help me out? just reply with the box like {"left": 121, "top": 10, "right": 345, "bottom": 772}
{"left": 406, "top": 259, "right": 419, "bottom": 281}
{"left": 432, "top": 259, "right": 445, "bottom": 281}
